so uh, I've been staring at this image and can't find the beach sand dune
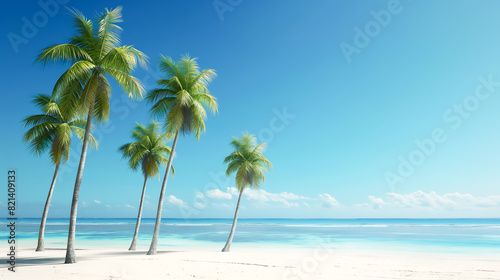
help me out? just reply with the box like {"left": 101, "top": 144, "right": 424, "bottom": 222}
{"left": 1, "top": 247, "right": 500, "bottom": 279}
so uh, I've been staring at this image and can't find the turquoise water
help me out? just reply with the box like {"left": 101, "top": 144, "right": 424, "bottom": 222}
{"left": 2, "top": 218, "right": 500, "bottom": 253}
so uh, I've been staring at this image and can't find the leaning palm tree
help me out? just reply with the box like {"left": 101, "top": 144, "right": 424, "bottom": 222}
{"left": 221, "top": 133, "right": 272, "bottom": 252}
{"left": 145, "top": 55, "right": 217, "bottom": 255}
{"left": 22, "top": 93, "right": 97, "bottom": 252}
{"left": 35, "top": 6, "right": 147, "bottom": 263}
{"left": 119, "top": 121, "right": 175, "bottom": 251}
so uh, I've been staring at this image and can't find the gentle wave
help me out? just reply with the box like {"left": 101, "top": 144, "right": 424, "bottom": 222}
{"left": 283, "top": 224, "right": 389, "bottom": 228}
{"left": 17, "top": 222, "right": 500, "bottom": 228}
{"left": 25, "top": 222, "right": 230, "bottom": 226}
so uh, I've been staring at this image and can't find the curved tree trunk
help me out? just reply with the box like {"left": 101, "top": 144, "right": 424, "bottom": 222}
{"left": 36, "top": 162, "right": 60, "bottom": 252}
{"left": 222, "top": 189, "right": 244, "bottom": 252}
{"left": 65, "top": 105, "right": 94, "bottom": 264}
{"left": 147, "top": 130, "right": 179, "bottom": 255}
{"left": 129, "top": 175, "right": 148, "bottom": 251}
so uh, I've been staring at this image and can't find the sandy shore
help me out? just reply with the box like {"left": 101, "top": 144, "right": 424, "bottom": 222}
{"left": 1, "top": 246, "right": 499, "bottom": 279}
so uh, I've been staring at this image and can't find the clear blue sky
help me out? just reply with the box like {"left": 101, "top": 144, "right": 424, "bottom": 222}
{"left": 2, "top": 0, "right": 500, "bottom": 218}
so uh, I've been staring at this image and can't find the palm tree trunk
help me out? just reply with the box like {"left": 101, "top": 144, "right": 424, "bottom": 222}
{"left": 64, "top": 105, "right": 94, "bottom": 264}
{"left": 35, "top": 162, "right": 60, "bottom": 252}
{"left": 129, "top": 175, "right": 148, "bottom": 251}
{"left": 222, "top": 189, "right": 244, "bottom": 252}
{"left": 147, "top": 130, "right": 180, "bottom": 255}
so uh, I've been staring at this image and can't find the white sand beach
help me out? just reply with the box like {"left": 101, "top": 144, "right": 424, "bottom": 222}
{"left": 1, "top": 246, "right": 499, "bottom": 280}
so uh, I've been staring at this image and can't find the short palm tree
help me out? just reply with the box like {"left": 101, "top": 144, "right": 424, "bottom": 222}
{"left": 35, "top": 6, "right": 147, "bottom": 263}
{"left": 145, "top": 55, "right": 217, "bottom": 255}
{"left": 221, "top": 133, "right": 272, "bottom": 252}
{"left": 119, "top": 121, "right": 175, "bottom": 251}
{"left": 22, "top": 93, "right": 97, "bottom": 252}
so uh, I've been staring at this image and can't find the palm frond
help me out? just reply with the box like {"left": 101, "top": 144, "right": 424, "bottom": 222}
{"left": 67, "top": 7, "right": 95, "bottom": 54}
{"left": 22, "top": 114, "right": 59, "bottom": 128}
{"left": 71, "top": 125, "right": 98, "bottom": 149}
{"left": 223, "top": 133, "right": 272, "bottom": 191}
{"left": 97, "top": 6, "right": 123, "bottom": 59}
{"left": 93, "top": 74, "right": 111, "bottom": 124}
{"left": 35, "top": 44, "right": 91, "bottom": 67}
{"left": 119, "top": 120, "right": 175, "bottom": 179}
{"left": 104, "top": 68, "right": 144, "bottom": 99}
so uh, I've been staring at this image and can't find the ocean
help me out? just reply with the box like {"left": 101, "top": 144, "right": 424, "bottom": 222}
{"left": 2, "top": 218, "right": 500, "bottom": 254}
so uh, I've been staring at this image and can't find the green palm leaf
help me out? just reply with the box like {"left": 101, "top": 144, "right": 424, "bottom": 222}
{"left": 119, "top": 121, "right": 175, "bottom": 179}
{"left": 22, "top": 93, "right": 97, "bottom": 164}
{"left": 147, "top": 55, "right": 217, "bottom": 140}
{"left": 223, "top": 133, "right": 273, "bottom": 191}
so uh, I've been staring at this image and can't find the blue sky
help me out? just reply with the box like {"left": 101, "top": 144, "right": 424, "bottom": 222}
{"left": 2, "top": 0, "right": 500, "bottom": 218}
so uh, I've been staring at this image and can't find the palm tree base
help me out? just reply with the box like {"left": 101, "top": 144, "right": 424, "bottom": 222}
{"left": 64, "top": 256, "right": 76, "bottom": 264}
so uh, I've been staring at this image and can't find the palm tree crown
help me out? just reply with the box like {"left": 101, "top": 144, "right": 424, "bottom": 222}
{"left": 224, "top": 133, "right": 273, "bottom": 191}
{"left": 22, "top": 93, "right": 97, "bottom": 164}
{"left": 119, "top": 121, "right": 174, "bottom": 179}
{"left": 35, "top": 6, "right": 147, "bottom": 121}
{"left": 146, "top": 55, "right": 218, "bottom": 138}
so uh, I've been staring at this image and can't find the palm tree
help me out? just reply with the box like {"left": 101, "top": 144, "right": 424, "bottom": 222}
{"left": 119, "top": 121, "right": 175, "bottom": 251}
{"left": 22, "top": 93, "right": 97, "bottom": 252}
{"left": 221, "top": 133, "right": 272, "bottom": 252}
{"left": 145, "top": 55, "right": 217, "bottom": 255}
{"left": 35, "top": 6, "right": 147, "bottom": 263}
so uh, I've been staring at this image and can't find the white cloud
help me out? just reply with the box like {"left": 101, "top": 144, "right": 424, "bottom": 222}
{"left": 319, "top": 194, "right": 340, "bottom": 208}
{"left": 244, "top": 189, "right": 300, "bottom": 207}
{"left": 125, "top": 204, "right": 135, "bottom": 209}
{"left": 279, "top": 192, "right": 305, "bottom": 200}
{"left": 199, "top": 188, "right": 331, "bottom": 208}
{"left": 194, "top": 202, "right": 206, "bottom": 209}
{"left": 442, "top": 192, "right": 500, "bottom": 208}
{"left": 195, "top": 192, "right": 205, "bottom": 199}
{"left": 368, "top": 196, "right": 385, "bottom": 210}
{"left": 167, "top": 195, "right": 186, "bottom": 207}
{"left": 94, "top": 200, "right": 101, "bottom": 204}
{"left": 368, "top": 191, "right": 500, "bottom": 210}
{"left": 227, "top": 187, "right": 239, "bottom": 195}
{"left": 206, "top": 189, "right": 233, "bottom": 200}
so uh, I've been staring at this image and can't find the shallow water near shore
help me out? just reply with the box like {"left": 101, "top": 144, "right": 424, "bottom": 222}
{"left": 2, "top": 218, "right": 500, "bottom": 254}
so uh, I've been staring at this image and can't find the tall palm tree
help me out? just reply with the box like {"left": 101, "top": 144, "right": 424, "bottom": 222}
{"left": 221, "top": 133, "right": 272, "bottom": 252}
{"left": 22, "top": 93, "right": 97, "bottom": 252}
{"left": 145, "top": 55, "right": 217, "bottom": 255}
{"left": 119, "top": 121, "right": 175, "bottom": 251}
{"left": 35, "top": 6, "right": 147, "bottom": 263}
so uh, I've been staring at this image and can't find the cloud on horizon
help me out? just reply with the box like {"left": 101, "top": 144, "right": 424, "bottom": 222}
{"left": 11, "top": 189, "right": 500, "bottom": 219}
